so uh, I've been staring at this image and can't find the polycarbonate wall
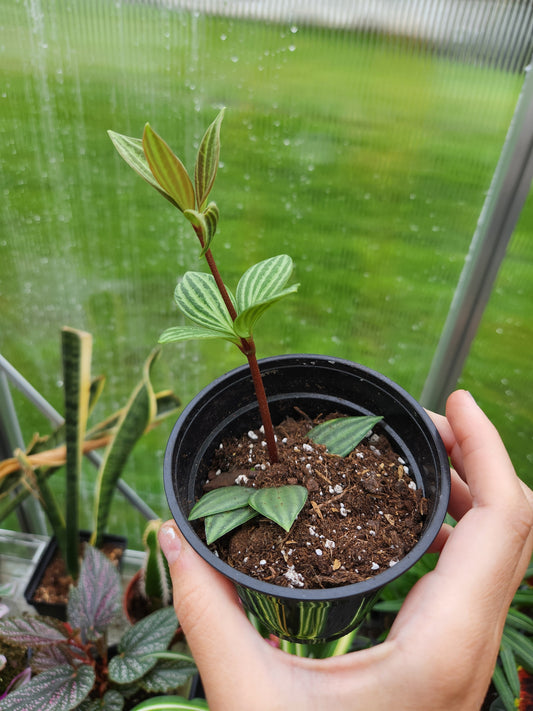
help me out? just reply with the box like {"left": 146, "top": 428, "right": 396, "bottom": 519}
{"left": 1, "top": 0, "right": 532, "bottom": 546}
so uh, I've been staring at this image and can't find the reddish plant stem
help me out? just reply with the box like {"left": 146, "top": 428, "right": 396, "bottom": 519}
{"left": 193, "top": 225, "right": 279, "bottom": 463}
{"left": 204, "top": 249, "right": 238, "bottom": 319}
{"left": 240, "top": 341, "right": 279, "bottom": 464}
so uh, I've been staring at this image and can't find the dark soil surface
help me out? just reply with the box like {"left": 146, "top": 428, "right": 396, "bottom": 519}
{"left": 201, "top": 414, "right": 427, "bottom": 589}
{"left": 33, "top": 540, "right": 124, "bottom": 605}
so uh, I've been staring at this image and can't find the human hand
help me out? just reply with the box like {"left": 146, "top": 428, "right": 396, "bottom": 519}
{"left": 159, "top": 390, "right": 533, "bottom": 711}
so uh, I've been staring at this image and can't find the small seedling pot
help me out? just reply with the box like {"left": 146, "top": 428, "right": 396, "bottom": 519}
{"left": 164, "top": 355, "right": 450, "bottom": 643}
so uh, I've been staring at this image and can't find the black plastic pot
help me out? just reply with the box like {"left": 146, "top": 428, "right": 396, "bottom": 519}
{"left": 24, "top": 530, "right": 127, "bottom": 620}
{"left": 164, "top": 355, "right": 450, "bottom": 643}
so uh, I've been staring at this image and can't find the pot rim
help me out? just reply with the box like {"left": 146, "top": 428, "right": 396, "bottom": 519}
{"left": 164, "top": 354, "right": 450, "bottom": 602}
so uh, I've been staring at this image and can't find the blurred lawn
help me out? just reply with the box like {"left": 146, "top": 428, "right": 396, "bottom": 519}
{"left": 1, "top": 0, "right": 531, "bottom": 545}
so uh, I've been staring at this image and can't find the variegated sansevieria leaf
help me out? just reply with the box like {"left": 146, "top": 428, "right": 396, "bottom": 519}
{"left": 195, "top": 107, "right": 225, "bottom": 210}
{"left": 307, "top": 415, "right": 384, "bottom": 457}
{"left": 250, "top": 485, "right": 308, "bottom": 532}
{"left": 204, "top": 506, "right": 259, "bottom": 545}
{"left": 173, "top": 272, "right": 239, "bottom": 343}
{"left": 234, "top": 255, "right": 299, "bottom": 337}
{"left": 184, "top": 202, "right": 220, "bottom": 256}
{"left": 91, "top": 349, "right": 160, "bottom": 548}
{"left": 61, "top": 326, "right": 92, "bottom": 581}
{"left": 188, "top": 486, "right": 254, "bottom": 520}
{"left": 108, "top": 131, "right": 179, "bottom": 209}
{"left": 143, "top": 124, "right": 195, "bottom": 213}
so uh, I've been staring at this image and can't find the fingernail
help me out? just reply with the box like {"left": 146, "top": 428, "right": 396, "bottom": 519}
{"left": 463, "top": 389, "right": 477, "bottom": 404}
{"left": 158, "top": 522, "right": 182, "bottom": 564}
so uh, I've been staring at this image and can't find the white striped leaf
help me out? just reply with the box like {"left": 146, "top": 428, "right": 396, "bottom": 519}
{"left": 307, "top": 416, "right": 384, "bottom": 457}
{"left": 204, "top": 507, "right": 259, "bottom": 545}
{"left": 250, "top": 485, "right": 308, "bottom": 532}
{"left": 159, "top": 325, "right": 230, "bottom": 344}
{"left": 200, "top": 202, "right": 220, "bottom": 255}
{"left": 184, "top": 202, "right": 219, "bottom": 256}
{"left": 195, "top": 108, "right": 225, "bottom": 210}
{"left": 188, "top": 486, "right": 254, "bottom": 520}
{"left": 174, "top": 272, "right": 239, "bottom": 343}
{"left": 183, "top": 208, "right": 208, "bottom": 236}
{"left": 108, "top": 131, "right": 179, "bottom": 209}
{"left": 143, "top": 124, "right": 195, "bottom": 213}
{"left": 234, "top": 255, "right": 299, "bottom": 337}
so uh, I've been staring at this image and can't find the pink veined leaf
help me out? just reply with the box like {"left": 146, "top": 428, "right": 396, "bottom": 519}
{"left": 67, "top": 545, "right": 120, "bottom": 641}
{"left": 31, "top": 643, "right": 83, "bottom": 672}
{"left": 0, "top": 664, "right": 94, "bottom": 711}
{"left": 0, "top": 615, "right": 67, "bottom": 646}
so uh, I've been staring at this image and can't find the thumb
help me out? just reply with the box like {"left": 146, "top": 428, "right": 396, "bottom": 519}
{"left": 158, "top": 520, "right": 267, "bottom": 683}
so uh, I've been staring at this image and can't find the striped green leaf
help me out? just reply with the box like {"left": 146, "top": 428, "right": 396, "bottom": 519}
{"left": 250, "top": 485, "right": 308, "bottom": 532}
{"left": 200, "top": 202, "right": 219, "bottom": 255}
{"left": 62, "top": 327, "right": 92, "bottom": 580}
{"left": 308, "top": 415, "right": 384, "bottom": 457}
{"left": 143, "top": 124, "right": 195, "bottom": 213}
{"left": 236, "top": 254, "right": 295, "bottom": 311}
{"left": 195, "top": 108, "right": 225, "bottom": 210}
{"left": 174, "top": 272, "right": 239, "bottom": 343}
{"left": 184, "top": 202, "right": 219, "bottom": 256}
{"left": 189, "top": 486, "right": 254, "bottom": 520}
{"left": 159, "top": 325, "right": 231, "bottom": 344}
{"left": 234, "top": 255, "right": 299, "bottom": 337}
{"left": 108, "top": 131, "right": 179, "bottom": 209}
{"left": 131, "top": 698, "right": 208, "bottom": 711}
{"left": 204, "top": 506, "right": 259, "bottom": 545}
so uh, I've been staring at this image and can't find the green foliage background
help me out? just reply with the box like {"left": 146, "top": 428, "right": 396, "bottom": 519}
{"left": 1, "top": 0, "right": 531, "bottom": 546}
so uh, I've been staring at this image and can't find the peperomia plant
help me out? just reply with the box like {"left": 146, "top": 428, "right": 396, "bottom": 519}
{"left": 109, "top": 109, "right": 296, "bottom": 465}
{"left": 109, "top": 110, "right": 383, "bottom": 544}
{"left": 0, "top": 546, "right": 196, "bottom": 711}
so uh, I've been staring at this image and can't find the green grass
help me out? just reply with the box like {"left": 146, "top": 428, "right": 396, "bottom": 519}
{"left": 1, "top": 0, "right": 531, "bottom": 546}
